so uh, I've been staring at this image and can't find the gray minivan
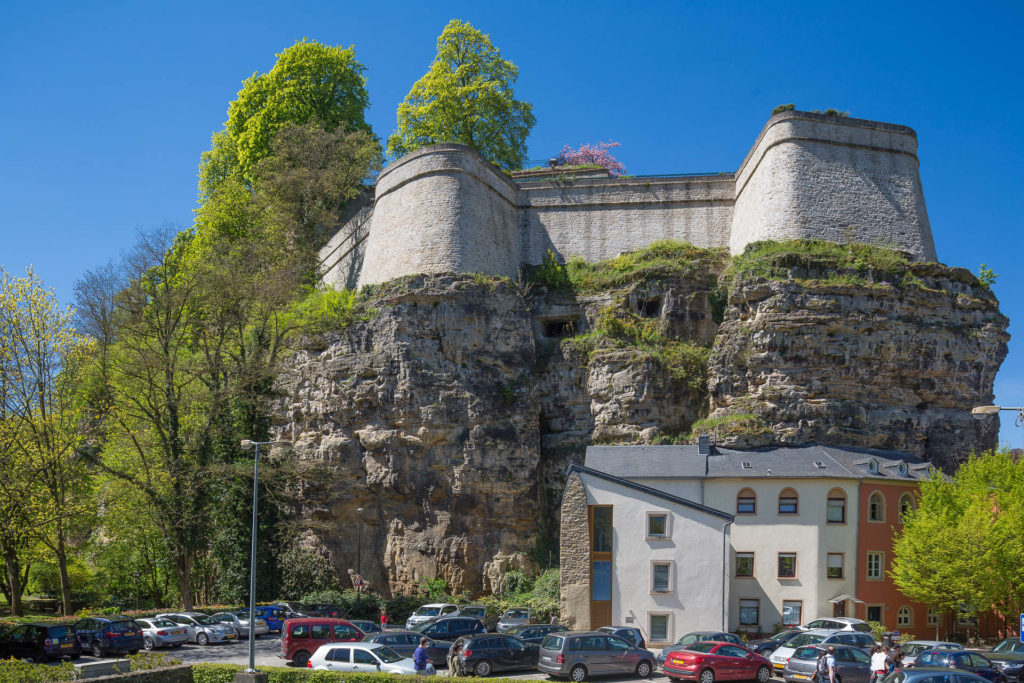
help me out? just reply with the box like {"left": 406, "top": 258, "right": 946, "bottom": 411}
{"left": 537, "top": 631, "right": 654, "bottom": 682}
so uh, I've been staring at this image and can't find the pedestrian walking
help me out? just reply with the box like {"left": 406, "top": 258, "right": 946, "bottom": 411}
{"left": 414, "top": 637, "right": 430, "bottom": 675}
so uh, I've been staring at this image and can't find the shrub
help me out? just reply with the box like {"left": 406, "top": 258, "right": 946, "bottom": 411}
{"left": 128, "top": 650, "right": 183, "bottom": 670}
{"left": 0, "top": 659, "right": 78, "bottom": 682}
{"left": 556, "top": 141, "right": 625, "bottom": 176}
{"left": 279, "top": 548, "right": 339, "bottom": 599}
{"left": 192, "top": 663, "right": 520, "bottom": 683}
{"left": 771, "top": 103, "right": 796, "bottom": 115}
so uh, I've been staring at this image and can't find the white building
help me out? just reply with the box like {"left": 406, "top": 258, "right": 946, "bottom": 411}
{"left": 559, "top": 442, "right": 929, "bottom": 647}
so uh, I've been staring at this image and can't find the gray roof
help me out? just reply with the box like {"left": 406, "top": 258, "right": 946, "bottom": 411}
{"left": 568, "top": 464, "right": 734, "bottom": 521}
{"left": 585, "top": 443, "right": 935, "bottom": 482}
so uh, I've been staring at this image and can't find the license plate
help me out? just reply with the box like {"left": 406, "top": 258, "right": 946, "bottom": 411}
{"left": 226, "top": 634, "right": 236, "bottom": 639}
{"left": 794, "top": 675, "right": 808, "bottom": 679}
{"left": 542, "top": 656, "right": 551, "bottom": 662}
{"left": 61, "top": 643, "right": 73, "bottom": 648}
{"left": 173, "top": 630, "right": 183, "bottom": 635}
{"left": 671, "top": 659, "right": 685, "bottom": 666}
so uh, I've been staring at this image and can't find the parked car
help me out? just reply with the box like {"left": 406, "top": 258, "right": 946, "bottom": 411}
{"left": 156, "top": 612, "right": 238, "bottom": 645}
{"left": 657, "top": 632, "right": 744, "bottom": 667}
{"left": 237, "top": 606, "right": 286, "bottom": 633}
{"left": 882, "top": 668, "right": 993, "bottom": 683}
{"left": 783, "top": 644, "right": 871, "bottom": 683}
{"left": 271, "top": 602, "right": 306, "bottom": 619}
{"left": 505, "top": 624, "right": 568, "bottom": 645}
{"left": 211, "top": 611, "right": 269, "bottom": 638}
{"left": 460, "top": 604, "right": 492, "bottom": 629}
{"left": 915, "top": 650, "right": 1008, "bottom": 683}
{"left": 299, "top": 603, "right": 348, "bottom": 619}
{"left": 72, "top": 616, "right": 145, "bottom": 657}
{"left": 537, "top": 631, "right": 655, "bottom": 681}
{"left": 134, "top": 617, "right": 189, "bottom": 650}
{"left": 770, "top": 630, "right": 862, "bottom": 673}
{"left": 497, "top": 608, "right": 531, "bottom": 633}
{"left": 451, "top": 633, "right": 540, "bottom": 676}
{"left": 363, "top": 629, "right": 452, "bottom": 667}
{"left": 308, "top": 641, "right": 427, "bottom": 674}
{"left": 349, "top": 619, "right": 382, "bottom": 635}
{"left": 974, "top": 640, "right": 1024, "bottom": 682}
{"left": 598, "top": 626, "right": 646, "bottom": 649}
{"left": 902, "top": 642, "right": 963, "bottom": 667}
{"left": 279, "top": 617, "right": 364, "bottom": 668}
{"left": 747, "top": 629, "right": 805, "bottom": 656}
{"left": 0, "top": 622, "right": 81, "bottom": 662}
{"left": 405, "top": 603, "right": 460, "bottom": 630}
{"left": 800, "top": 618, "right": 873, "bottom": 634}
{"left": 413, "top": 616, "right": 486, "bottom": 641}
{"left": 663, "top": 640, "right": 772, "bottom": 683}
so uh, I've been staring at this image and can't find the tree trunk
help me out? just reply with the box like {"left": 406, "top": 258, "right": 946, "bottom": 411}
{"left": 55, "top": 530, "right": 72, "bottom": 616}
{"left": 1, "top": 543, "right": 24, "bottom": 617}
{"left": 174, "top": 546, "right": 194, "bottom": 611}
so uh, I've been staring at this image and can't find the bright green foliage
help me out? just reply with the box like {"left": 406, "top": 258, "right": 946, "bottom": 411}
{"left": 689, "top": 413, "right": 766, "bottom": 440}
{"left": 726, "top": 239, "right": 914, "bottom": 287}
{"left": 128, "top": 650, "right": 182, "bottom": 670}
{"left": 567, "top": 240, "right": 725, "bottom": 292}
{"left": 278, "top": 547, "right": 338, "bottom": 598}
{"left": 194, "top": 663, "right": 511, "bottom": 683}
{"left": 0, "top": 659, "right": 78, "bottom": 682}
{"left": 387, "top": 20, "right": 535, "bottom": 169}
{"left": 977, "top": 263, "right": 998, "bottom": 289}
{"left": 226, "top": 39, "right": 372, "bottom": 183}
{"left": 890, "top": 449, "right": 1024, "bottom": 628}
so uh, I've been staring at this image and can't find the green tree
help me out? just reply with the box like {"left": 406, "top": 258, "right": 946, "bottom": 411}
{"left": 225, "top": 39, "right": 372, "bottom": 183}
{"left": 891, "top": 449, "right": 1024, "bottom": 635}
{"left": 387, "top": 19, "right": 536, "bottom": 169}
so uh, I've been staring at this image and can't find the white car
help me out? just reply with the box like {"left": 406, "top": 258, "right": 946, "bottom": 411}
{"left": 799, "top": 617, "right": 872, "bottom": 633}
{"left": 155, "top": 612, "right": 238, "bottom": 645}
{"left": 134, "top": 617, "right": 190, "bottom": 650}
{"left": 309, "top": 641, "right": 434, "bottom": 674}
{"left": 405, "top": 603, "right": 460, "bottom": 630}
{"left": 770, "top": 630, "right": 839, "bottom": 673}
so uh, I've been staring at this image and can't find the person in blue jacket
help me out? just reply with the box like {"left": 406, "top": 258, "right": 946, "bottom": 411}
{"left": 414, "top": 637, "right": 430, "bottom": 675}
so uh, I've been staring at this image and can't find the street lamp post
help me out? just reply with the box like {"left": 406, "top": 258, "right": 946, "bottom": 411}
{"left": 239, "top": 439, "right": 289, "bottom": 679}
{"left": 971, "top": 405, "right": 1024, "bottom": 445}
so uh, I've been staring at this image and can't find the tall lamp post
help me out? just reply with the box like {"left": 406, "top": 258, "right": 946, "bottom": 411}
{"left": 239, "top": 439, "right": 290, "bottom": 681}
{"left": 971, "top": 405, "right": 1024, "bottom": 445}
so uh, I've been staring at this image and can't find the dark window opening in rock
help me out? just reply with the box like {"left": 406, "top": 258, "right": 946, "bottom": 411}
{"left": 543, "top": 319, "right": 576, "bottom": 338}
{"left": 636, "top": 297, "right": 661, "bottom": 318}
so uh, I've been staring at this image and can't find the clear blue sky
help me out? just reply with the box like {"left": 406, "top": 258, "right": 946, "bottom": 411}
{"left": 2, "top": 0, "right": 1022, "bottom": 446}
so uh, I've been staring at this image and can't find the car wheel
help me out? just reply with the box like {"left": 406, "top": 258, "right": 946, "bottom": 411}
{"left": 91, "top": 641, "right": 104, "bottom": 658}
{"left": 636, "top": 660, "right": 652, "bottom": 677}
{"left": 570, "top": 664, "right": 588, "bottom": 682}
{"left": 699, "top": 668, "right": 716, "bottom": 683}
{"left": 475, "top": 659, "right": 493, "bottom": 676}
{"left": 144, "top": 637, "right": 155, "bottom": 651}
{"left": 757, "top": 666, "right": 771, "bottom": 683}
{"left": 196, "top": 633, "right": 209, "bottom": 646}
{"left": 293, "top": 650, "right": 311, "bottom": 667}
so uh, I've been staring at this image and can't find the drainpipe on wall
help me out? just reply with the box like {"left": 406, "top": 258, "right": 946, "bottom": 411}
{"left": 722, "top": 519, "right": 733, "bottom": 631}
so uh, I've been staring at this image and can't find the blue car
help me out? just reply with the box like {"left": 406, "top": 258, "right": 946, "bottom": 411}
{"left": 916, "top": 650, "right": 1008, "bottom": 683}
{"left": 239, "top": 606, "right": 285, "bottom": 633}
{"left": 73, "top": 616, "right": 144, "bottom": 658}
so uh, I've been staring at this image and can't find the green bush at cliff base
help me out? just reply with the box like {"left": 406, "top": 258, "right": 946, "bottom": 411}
{"left": 725, "top": 239, "right": 915, "bottom": 289}
{"left": 0, "top": 659, "right": 77, "bottom": 683}
{"left": 193, "top": 663, "right": 523, "bottom": 683}
{"left": 566, "top": 240, "right": 725, "bottom": 292}
{"left": 286, "top": 285, "right": 375, "bottom": 334}
{"left": 689, "top": 413, "right": 768, "bottom": 440}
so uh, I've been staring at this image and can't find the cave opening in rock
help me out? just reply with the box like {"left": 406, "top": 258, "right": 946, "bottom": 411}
{"left": 543, "top": 319, "right": 577, "bottom": 338}
{"left": 636, "top": 297, "right": 662, "bottom": 318}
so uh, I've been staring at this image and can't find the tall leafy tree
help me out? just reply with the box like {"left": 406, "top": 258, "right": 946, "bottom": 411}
{"left": 224, "top": 39, "right": 372, "bottom": 184}
{"left": 387, "top": 19, "right": 536, "bottom": 169}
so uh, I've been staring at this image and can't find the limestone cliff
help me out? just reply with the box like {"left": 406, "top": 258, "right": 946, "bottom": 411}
{"left": 272, "top": 242, "right": 1008, "bottom": 596}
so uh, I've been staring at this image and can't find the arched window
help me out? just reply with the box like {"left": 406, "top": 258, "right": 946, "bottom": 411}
{"left": 867, "top": 491, "right": 885, "bottom": 522}
{"left": 737, "top": 488, "right": 756, "bottom": 514}
{"left": 897, "top": 606, "right": 913, "bottom": 627}
{"left": 826, "top": 488, "right": 847, "bottom": 524}
{"left": 899, "top": 493, "right": 915, "bottom": 522}
{"left": 778, "top": 488, "right": 798, "bottom": 515}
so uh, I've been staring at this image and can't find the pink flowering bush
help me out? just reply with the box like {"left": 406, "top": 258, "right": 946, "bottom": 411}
{"left": 556, "top": 141, "right": 625, "bottom": 176}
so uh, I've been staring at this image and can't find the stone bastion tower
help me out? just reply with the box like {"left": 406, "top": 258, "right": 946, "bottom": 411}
{"left": 320, "top": 110, "right": 937, "bottom": 288}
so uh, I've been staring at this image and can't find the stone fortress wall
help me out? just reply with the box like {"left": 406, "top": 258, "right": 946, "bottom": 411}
{"left": 320, "top": 111, "right": 936, "bottom": 289}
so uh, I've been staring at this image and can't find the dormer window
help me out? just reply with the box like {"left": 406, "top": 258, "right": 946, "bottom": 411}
{"left": 868, "top": 459, "right": 879, "bottom": 474}
{"left": 897, "top": 462, "right": 908, "bottom": 476}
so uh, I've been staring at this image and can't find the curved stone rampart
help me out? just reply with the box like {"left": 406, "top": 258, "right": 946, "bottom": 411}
{"left": 357, "top": 144, "right": 520, "bottom": 287}
{"left": 732, "top": 111, "right": 935, "bottom": 260}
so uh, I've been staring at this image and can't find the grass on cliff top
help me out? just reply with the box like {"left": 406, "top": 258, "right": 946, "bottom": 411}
{"left": 528, "top": 240, "right": 726, "bottom": 293}
{"left": 724, "top": 239, "right": 915, "bottom": 288}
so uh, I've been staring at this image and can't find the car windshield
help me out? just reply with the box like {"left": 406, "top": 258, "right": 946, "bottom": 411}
{"left": 772, "top": 631, "right": 797, "bottom": 642}
{"left": 107, "top": 621, "right": 136, "bottom": 633}
{"left": 150, "top": 619, "right": 177, "bottom": 628}
{"left": 787, "top": 634, "right": 827, "bottom": 648}
{"left": 462, "top": 607, "right": 485, "bottom": 617}
{"left": 415, "top": 607, "right": 442, "bottom": 617}
{"left": 994, "top": 640, "right": 1024, "bottom": 653}
{"left": 687, "top": 642, "right": 717, "bottom": 653}
{"left": 794, "top": 647, "right": 820, "bottom": 660}
{"left": 195, "top": 616, "right": 220, "bottom": 626}
{"left": 902, "top": 645, "right": 926, "bottom": 656}
{"left": 542, "top": 635, "right": 564, "bottom": 650}
{"left": 505, "top": 610, "right": 529, "bottom": 619}
{"left": 853, "top": 623, "right": 873, "bottom": 633}
{"left": 678, "top": 633, "right": 711, "bottom": 645}
{"left": 47, "top": 626, "right": 72, "bottom": 638}
{"left": 373, "top": 646, "right": 403, "bottom": 663}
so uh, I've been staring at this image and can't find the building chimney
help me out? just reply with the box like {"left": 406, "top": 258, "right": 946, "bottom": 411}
{"left": 698, "top": 434, "right": 711, "bottom": 455}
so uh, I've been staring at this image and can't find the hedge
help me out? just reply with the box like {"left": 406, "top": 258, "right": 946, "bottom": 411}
{"left": 193, "top": 664, "right": 522, "bottom": 683}
{"left": 0, "top": 659, "right": 78, "bottom": 682}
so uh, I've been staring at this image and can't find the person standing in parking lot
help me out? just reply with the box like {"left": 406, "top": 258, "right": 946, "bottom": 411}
{"left": 870, "top": 646, "right": 888, "bottom": 683}
{"left": 414, "top": 637, "right": 430, "bottom": 675}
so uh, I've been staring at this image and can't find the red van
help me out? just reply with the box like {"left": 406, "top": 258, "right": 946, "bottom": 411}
{"left": 279, "top": 618, "right": 363, "bottom": 667}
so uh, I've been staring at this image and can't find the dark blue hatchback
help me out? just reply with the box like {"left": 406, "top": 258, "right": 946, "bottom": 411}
{"left": 73, "top": 616, "right": 144, "bottom": 657}
{"left": 239, "top": 606, "right": 285, "bottom": 633}
{"left": 916, "top": 650, "right": 1008, "bottom": 683}
{"left": 0, "top": 623, "right": 81, "bottom": 661}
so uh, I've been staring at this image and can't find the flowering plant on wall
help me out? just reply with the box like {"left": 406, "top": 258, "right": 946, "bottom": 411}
{"left": 556, "top": 141, "right": 625, "bottom": 176}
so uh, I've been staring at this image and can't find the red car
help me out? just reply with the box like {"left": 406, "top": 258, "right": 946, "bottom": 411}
{"left": 279, "top": 618, "right": 363, "bottom": 667}
{"left": 663, "top": 641, "right": 773, "bottom": 683}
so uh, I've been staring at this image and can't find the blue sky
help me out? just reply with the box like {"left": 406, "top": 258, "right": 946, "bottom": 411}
{"left": 2, "top": 0, "right": 1022, "bottom": 445}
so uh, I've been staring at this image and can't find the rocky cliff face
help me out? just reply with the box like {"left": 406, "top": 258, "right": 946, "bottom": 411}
{"left": 273, "top": 244, "right": 1008, "bottom": 595}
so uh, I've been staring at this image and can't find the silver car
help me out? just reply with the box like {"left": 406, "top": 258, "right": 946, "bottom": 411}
{"left": 537, "top": 631, "right": 655, "bottom": 681}
{"left": 134, "top": 617, "right": 190, "bottom": 650}
{"left": 497, "top": 608, "right": 531, "bottom": 634}
{"left": 211, "top": 611, "right": 270, "bottom": 638}
{"left": 156, "top": 612, "right": 238, "bottom": 645}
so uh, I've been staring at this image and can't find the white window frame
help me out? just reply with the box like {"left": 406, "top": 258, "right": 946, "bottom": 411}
{"left": 781, "top": 600, "right": 802, "bottom": 627}
{"left": 646, "top": 511, "right": 670, "bottom": 540}
{"left": 651, "top": 561, "right": 673, "bottom": 594}
{"left": 867, "top": 551, "right": 884, "bottom": 580}
{"left": 648, "top": 612, "right": 671, "bottom": 644}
